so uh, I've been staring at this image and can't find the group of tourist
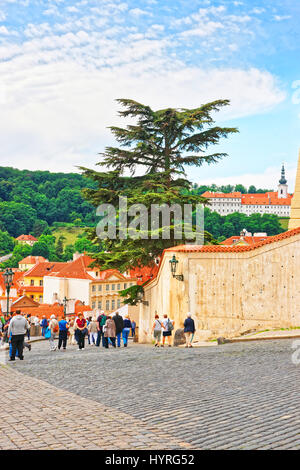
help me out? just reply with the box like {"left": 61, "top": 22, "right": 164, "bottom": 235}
{"left": 0, "top": 310, "right": 31, "bottom": 361}
{"left": 151, "top": 312, "right": 195, "bottom": 348}
{"left": 42, "top": 311, "right": 136, "bottom": 351}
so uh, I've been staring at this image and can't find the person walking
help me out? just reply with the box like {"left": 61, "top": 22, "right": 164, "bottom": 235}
{"left": 96, "top": 311, "right": 107, "bottom": 347}
{"left": 183, "top": 312, "right": 195, "bottom": 348}
{"left": 75, "top": 313, "right": 87, "bottom": 350}
{"left": 152, "top": 314, "right": 162, "bottom": 347}
{"left": 68, "top": 318, "right": 77, "bottom": 345}
{"left": 112, "top": 312, "right": 124, "bottom": 348}
{"left": 58, "top": 317, "right": 69, "bottom": 350}
{"left": 162, "top": 314, "right": 174, "bottom": 347}
{"left": 48, "top": 315, "right": 59, "bottom": 351}
{"left": 104, "top": 315, "right": 116, "bottom": 349}
{"left": 40, "top": 315, "right": 48, "bottom": 337}
{"left": 131, "top": 320, "right": 136, "bottom": 338}
{"left": 26, "top": 314, "right": 31, "bottom": 340}
{"left": 122, "top": 315, "right": 132, "bottom": 347}
{"left": 8, "top": 310, "right": 29, "bottom": 361}
{"left": 88, "top": 317, "right": 98, "bottom": 346}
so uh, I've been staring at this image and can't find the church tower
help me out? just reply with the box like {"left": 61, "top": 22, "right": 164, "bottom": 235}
{"left": 278, "top": 164, "right": 288, "bottom": 198}
{"left": 288, "top": 150, "right": 300, "bottom": 230}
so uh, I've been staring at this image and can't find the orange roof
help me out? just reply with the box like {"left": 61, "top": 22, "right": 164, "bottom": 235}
{"left": 221, "top": 236, "right": 270, "bottom": 246}
{"left": 129, "top": 265, "right": 159, "bottom": 285}
{"left": 16, "top": 234, "right": 38, "bottom": 241}
{"left": 23, "top": 286, "right": 43, "bottom": 293}
{"left": 24, "top": 262, "right": 68, "bottom": 278}
{"left": 19, "top": 256, "right": 47, "bottom": 265}
{"left": 0, "top": 271, "right": 24, "bottom": 294}
{"left": 9, "top": 300, "right": 93, "bottom": 319}
{"left": 164, "top": 226, "right": 300, "bottom": 253}
{"left": 242, "top": 193, "right": 292, "bottom": 206}
{"left": 202, "top": 191, "right": 242, "bottom": 198}
{"left": 92, "top": 269, "right": 128, "bottom": 281}
{"left": 47, "top": 255, "right": 95, "bottom": 280}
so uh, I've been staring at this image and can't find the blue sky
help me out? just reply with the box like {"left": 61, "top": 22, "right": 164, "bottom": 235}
{"left": 0, "top": 0, "right": 300, "bottom": 190}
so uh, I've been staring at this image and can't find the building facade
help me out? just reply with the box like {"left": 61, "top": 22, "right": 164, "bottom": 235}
{"left": 202, "top": 165, "right": 292, "bottom": 217}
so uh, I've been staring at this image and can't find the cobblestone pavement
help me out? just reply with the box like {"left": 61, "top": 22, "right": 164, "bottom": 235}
{"left": 3, "top": 339, "right": 300, "bottom": 450}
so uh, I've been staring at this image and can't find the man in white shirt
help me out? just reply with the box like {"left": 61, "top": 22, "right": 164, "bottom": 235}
{"left": 8, "top": 310, "right": 29, "bottom": 361}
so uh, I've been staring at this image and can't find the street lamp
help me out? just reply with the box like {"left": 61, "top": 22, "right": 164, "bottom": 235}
{"left": 169, "top": 255, "right": 184, "bottom": 281}
{"left": 4, "top": 268, "right": 14, "bottom": 314}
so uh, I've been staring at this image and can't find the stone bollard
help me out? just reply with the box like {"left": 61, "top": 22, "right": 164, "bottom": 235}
{"left": 173, "top": 328, "right": 186, "bottom": 347}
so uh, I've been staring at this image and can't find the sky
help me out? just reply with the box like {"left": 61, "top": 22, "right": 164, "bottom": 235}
{"left": 0, "top": 0, "right": 300, "bottom": 191}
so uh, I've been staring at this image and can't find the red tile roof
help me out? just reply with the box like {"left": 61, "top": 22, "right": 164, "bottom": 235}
{"left": 221, "top": 236, "right": 270, "bottom": 246}
{"left": 202, "top": 191, "right": 292, "bottom": 206}
{"left": 16, "top": 234, "right": 38, "bottom": 241}
{"left": 129, "top": 265, "right": 159, "bottom": 285}
{"left": 47, "top": 255, "right": 95, "bottom": 280}
{"left": 202, "top": 191, "right": 242, "bottom": 198}
{"left": 164, "top": 226, "right": 300, "bottom": 253}
{"left": 19, "top": 256, "right": 47, "bottom": 265}
{"left": 9, "top": 300, "right": 93, "bottom": 319}
{"left": 24, "top": 262, "right": 68, "bottom": 278}
{"left": 23, "top": 286, "right": 43, "bottom": 293}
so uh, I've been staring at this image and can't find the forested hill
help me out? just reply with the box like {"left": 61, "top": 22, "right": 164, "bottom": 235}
{"left": 0, "top": 166, "right": 97, "bottom": 237}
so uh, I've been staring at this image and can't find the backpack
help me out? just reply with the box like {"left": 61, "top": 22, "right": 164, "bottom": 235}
{"left": 100, "top": 315, "right": 107, "bottom": 327}
{"left": 167, "top": 319, "right": 174, "bottom": 331}
{"left": 53, "top": 323, "right": 59, "bottom": 333}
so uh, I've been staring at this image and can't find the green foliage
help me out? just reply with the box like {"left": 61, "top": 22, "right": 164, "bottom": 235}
{"left": 1, "top": 243, "right": 32, "bottom": 269}
{"left": 192, "top": 183, "right": 274, "bottom": 195}
{"left": 0, "top": 231, "right": 15, "bottom": 256}
{"left": 81, "top": 98, "right": 238, "bottom": 271}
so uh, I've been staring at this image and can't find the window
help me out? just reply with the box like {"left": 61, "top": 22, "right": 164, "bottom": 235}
{"left": 106, "top": 284, "right": 109, "bottom": 291}
{"left": 106, "top": 300, "right": 110, "bottom": 310}
{"left": 39, "top": 280, "right": 43, "bottom": 286}
{"left": 98, "top": 285, "right": 102, "bottom": 292}
{"left": 98, "top": 301, "right": 102, "bottom": 309}
{"left": 117, "top": 283, "right": 121, "bottom": 290}
{"left": 92, "top": 285, "right": 96, "bottom": 292}
{"left": 111, "top": 284, "right": 115, "bottom": 291}
{"left": 111, "top": 299, "right": 115, "bottom": 310}
{"left": 30, "top": 280, "right": 34, "bottom": 286}
{"left": 92, "top": 302, "right": 96, "bottom": 309}
{"left": 124, "top": 283, "right": 127, "bottom": 289}
{"left": 117, "top": 299, "right": 121, "bottom": 308}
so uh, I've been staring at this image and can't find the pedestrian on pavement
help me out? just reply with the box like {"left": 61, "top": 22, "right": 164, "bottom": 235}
{"left": 88, "top": 317, "right": 98, "bottom": 345}
{"left": 96, "top": 311, "right": 107, "bottom": 347}
{"left": 104, "top": 315, "right": 116, "bottom": 349}
{"left": 183, "top": 312, "right": 195, "bottom": 348}
{"left": 76, "top": 313, "right": 87, "bottom": 350}
{"left": 131, "top": 320, "right": 136, "bottom": 337}
{"left": 122, "top": 315, "right": 132, "bottom": 347}
{"left": 112, "top": 311, "right": 124, "bottom": 347}
{"left": 162, "top": 314, "right": 174, "bottom": 347}
{"left": 26, "top": 314, "right": 31, "bottom": 340}
{"left": 8, "top": 310, "right": 29, "bottom": 361}
{"left": 68, "top": 318, "right": 77, "bottom": 345}
{"left": 48, "top": 315, "right": 59, "bottom": 351}
{"left": 152, "top": 314, "right": 162, "bottom": 347}
{"left": 40, "top": 315, "right": 48, "bottom": 337}
{"left": 58, "top": 317, "right": 69, "bottom": 350}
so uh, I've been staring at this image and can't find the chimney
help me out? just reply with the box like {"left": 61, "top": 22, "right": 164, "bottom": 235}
{"left": 73, "top": 252, "right": 82, "bottom": 261}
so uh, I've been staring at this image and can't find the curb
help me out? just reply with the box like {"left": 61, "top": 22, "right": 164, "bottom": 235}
{"left": 219, "top": 334, "right": 300, "bottom": 344}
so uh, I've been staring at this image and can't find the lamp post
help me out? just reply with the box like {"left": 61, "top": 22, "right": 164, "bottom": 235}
{"left": 169, "top": 255, "right": 184, "bottom": 281}
{"left": 4, "top": 268, "right": 14, "bottom": 315}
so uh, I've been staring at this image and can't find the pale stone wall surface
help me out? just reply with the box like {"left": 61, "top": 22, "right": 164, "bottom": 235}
{"left": 139, "top": 234, "right": 300, "bottom": 342}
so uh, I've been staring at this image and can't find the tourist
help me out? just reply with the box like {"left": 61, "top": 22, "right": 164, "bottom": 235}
{"left": 131, "top": 320, "right": 136, "bottom": 337}
{"left": 48, "top": 315, "right": 59, "bottom": 351}
{"left": 76, "top": 313, "right": 87, "bottom": 350}
{"left": 88, "top": 317, "right": 98, "bottom": 346}
{"left": 26, "top": 314, "right": 31, "bottom": 340}
{"left": 104, "top": 315, "right": 116, "bottom": 349}
{"left": 96, "top": 310, "right": 107, "bottom": 347}
{"left": 112, "top": 311, "right": 124, "bottom": 348}
{"left": 122, "top": 315, "right": 132, "bottom": 347}
{"left": 162, "top": 314, "right": 174, "bottom": 347}
{"left": 86, "top": 316, "right": 92, "bottom": 345}
{"left": 152, "top": 314, "right": 162, "bottom": 347}
{"left": 183, "top": 313, "right": 195, "bottom": 348}
{"left": 40, "top": 315, "right": 48, "bottom": 337}
{"left": 58, "top": 317, "right": 69, "bottom": 350}
{"left": 68, "top": 318, "right": 77, "bottom": 345}
{"left": 8, "top": 310, "right": 29, "bottom": 361}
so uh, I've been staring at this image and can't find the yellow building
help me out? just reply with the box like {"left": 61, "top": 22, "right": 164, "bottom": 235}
{"left": 90, "top": 270, "right": 136, "bottom": 314}
{"left": 23, "top": 261, "right": 66, "bottom": 303}
{"left": 19, "top": 256, "right": 47, "bottom": 272}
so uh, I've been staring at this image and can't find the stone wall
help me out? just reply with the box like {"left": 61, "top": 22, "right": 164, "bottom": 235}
{"left": 139, "top": 233, "right": 300, "bottom": 342}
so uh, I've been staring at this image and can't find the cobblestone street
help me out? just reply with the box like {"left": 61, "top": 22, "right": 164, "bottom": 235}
{"left": 1, "top": 339, "right": 300, "bottom": 450}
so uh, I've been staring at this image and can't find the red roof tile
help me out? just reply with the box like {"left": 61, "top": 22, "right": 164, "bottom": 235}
{"left": 19, "top": 256, "right": 47, "bottom": 265}
{"left": 47, "top": 255, "right": 95, "bottom": 280}
{"left": 221, "top": 236, "right": 270, "bottom": 246}
{"left": 16, "top": 234, "right": 38, "bottom": 241}
{"left": 24, "top": 262, "right": 68, "bottom": 278}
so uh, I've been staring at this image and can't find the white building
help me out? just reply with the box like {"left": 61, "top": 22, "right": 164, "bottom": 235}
{"left": 202, "top": 165, "right": 292, "bottom": 217}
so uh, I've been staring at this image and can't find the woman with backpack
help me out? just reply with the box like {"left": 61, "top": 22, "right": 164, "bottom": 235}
{"left": 152, "top": 314, "right": 162, "bottom": 347}
{"left": 162, "top": 314, "right": 174, "bottom": 347}
{"left": 48, "top": 315, "right": 59, "bottom": 351}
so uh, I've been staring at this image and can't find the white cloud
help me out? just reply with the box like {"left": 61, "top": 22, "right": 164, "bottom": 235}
{"left": 273, "top": 15, "right": 291, "bottom": 21}
{"left": 196, "top": 163, "right": 297, "bottom": 192}
{"left": 129, "top": 8, "right": 152, "bottom": 17}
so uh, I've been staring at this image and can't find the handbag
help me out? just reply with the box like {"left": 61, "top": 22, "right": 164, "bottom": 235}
{"left": 44, "top": 327, "right": 51, "bottom": 339}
